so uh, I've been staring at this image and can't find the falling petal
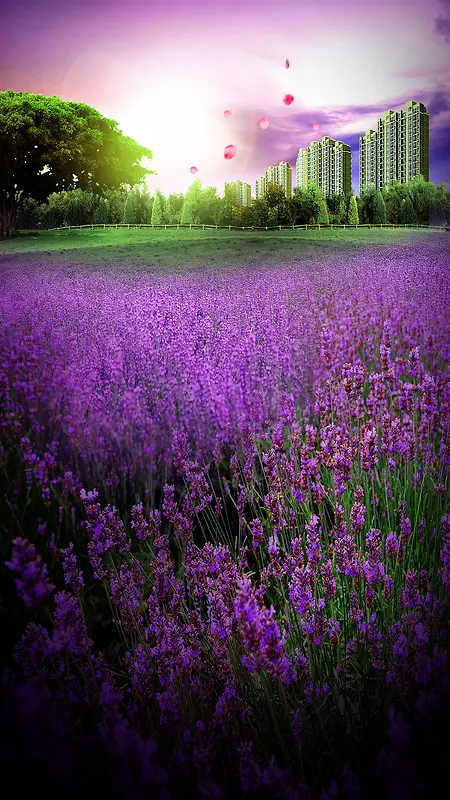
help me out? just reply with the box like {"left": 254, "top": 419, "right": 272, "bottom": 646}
{"left": 282, "top": 94, "right": 294, "bottom": 105}
{"left": 224, "top": 144, "right": 237, "bottom": 160}
{"left": 312, "top": 123, "right": 320, "bottom": 130}
{"left": 258, "top": 117, "right": 270, "bottom": 130}
{"left": 190, "top": 166, "right": 198, "bottom": 174}
{"left": 224, "top": 110, "right": 232, "bottom": 117}
{"left": 285, "top": 58, "right": 290, "bottom": 69}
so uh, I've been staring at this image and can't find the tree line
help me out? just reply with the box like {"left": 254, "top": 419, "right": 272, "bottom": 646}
{"left": 17, "top": 174, "right": 450, "bottom": 230}
{"left": 2, "top": 91, "right": 449, "bottom": 238}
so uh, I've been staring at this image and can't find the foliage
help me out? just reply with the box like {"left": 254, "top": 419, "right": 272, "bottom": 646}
{"left": 150, "top": 191, "right": 163, "bottom": 226}
{"left": 0, "top": 90, "right": 154, "bottom": 237}
{"left": 181, "top": 179, "right": 203, "bottom": 225}
{"left": 196, "top": 186, "right": 221, "bottom": 225}
{"left": 317, "top": 199, "right": 330, "bottom": 224}
{"left": 348, "top": 195, "right": 359, "bottom": 225}
{"left": 165, "top": 193, "right": 184, "bottom": 225}
{"left": 264, "top": 182, "right": 286, "bottom": 210}
{"left": 372, "top": 190, "right": 387, "bottom": 224}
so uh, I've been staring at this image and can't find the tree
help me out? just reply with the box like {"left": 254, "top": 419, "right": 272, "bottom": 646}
{"left": 248, "top": 198, "right": 269, "bottom": 227}
{"left": 382, "top": 182, "right": 403, "bottom": 223}
{"left": 197, "top": 186, "right": 221, "bottom": 224}
{"left": 93, "top": 196, "right": 109, "bottom": 224}
{"left": 65, "top": 188, "right": 96, "bottom": 226}
{"left": 166, "top": 193, "right": 184, "bottom": 224}
{"left": 348, "top": 195, "right": 359, "bottom": 225}
{"left": 303, "top": 182, "right": 324, "bottom": 223}
{"left": 45, "top": 191, "right": 71, "bottom": 228}
{"left": 399, "top": 195, "right": 416, "bottom": 225}
{"left": 407, "top": 174, "right": 438, "bottom": 224}
{"left": 104, "top": 187, "right": 127, "bottom": 223}
{"left": 123, "top": 187, "right": 141, "bottom": 224}
{"left": 372, "top": 190, "right": 387, "bottom": 224}
{"left": 289, "top": 189, "right": 309, "bottom": 224}
{"left": 151, "top": 191, "right": 163, "bottom": 225}
{"left": 0, "top": 90, "right": 155, "bottom": 238}
{"left": 181, "top": 179, "right": 202, "bottom": 224}
{"left": 217, "top": 198, "right": 236, "bottom": 226}
{"left": 317, "top": 199, "right": 330, "bottom": 224}
{"left": 337, "top": 197, "right": 347, "bottom": 223}
{"left": 264, "top": 182, "right": 286, "bottom": 210}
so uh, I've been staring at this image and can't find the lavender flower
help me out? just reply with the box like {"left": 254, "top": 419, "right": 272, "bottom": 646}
{"left": 5, "top": 537, "right": 54, "bottom": 607}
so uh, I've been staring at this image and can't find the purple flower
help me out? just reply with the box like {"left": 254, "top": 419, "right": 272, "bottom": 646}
{"left": 60, "top": 542, "right": 84, "bottom": 595}
{"left": 248, "top": 518, "right": 264, "bottom": 549}
{"left": 5, "top": 537, "right": 54, "bottom": 607}
{"left": 385, "top": 532, "right": 399, "bottom": 560}
{"left": 234, "top": 575, "right": 295, "bottom": 684}
{"left": 52, "top": 591, "right": 92, "bottom": 655}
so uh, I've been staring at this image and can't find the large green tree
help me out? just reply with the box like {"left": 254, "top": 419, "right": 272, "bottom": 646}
{"left": 0, "top": 90, "right": 155, "bottom": 237}
{"left": 372, "top": 190, "right": 387, "bottom": 224}
{"left": 150, "top": 191, "right": 163, "bottom": 225}
{"left": 348, "top": 195, "right": 359, "bottom": 225}
{"left": 317, "top": 199, "right": 330, "bottom": 224}
{"left": 196, "top": 186, "right": 221, "bottom": 224}
{"left": 181, "top": 179, "right": 203, "bottom": 224}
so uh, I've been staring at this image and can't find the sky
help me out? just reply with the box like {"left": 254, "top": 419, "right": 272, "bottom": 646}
{"left": 1, "top": 0, "right": 450, "bottom": 197}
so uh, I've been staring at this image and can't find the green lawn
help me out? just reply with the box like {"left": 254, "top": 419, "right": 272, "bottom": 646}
{"left": 0, "top": 226, "right": 443, "bottom": 273}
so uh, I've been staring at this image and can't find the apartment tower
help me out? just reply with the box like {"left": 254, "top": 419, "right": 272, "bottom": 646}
{"left": 296, "top": 137, "right": 351, "bottom": 195}
{"left": 224, "top": 180, "right": 252, "bottom": 206}
{"left": 255, "top": 161, "right": 293, "bottom": 199}
{"left": 359, "top": 100, "right": 429, "bottom": 192}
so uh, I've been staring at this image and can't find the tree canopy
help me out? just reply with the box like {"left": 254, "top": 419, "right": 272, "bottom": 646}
{"left": 0, "top": 90, "right": 155, "bottom": 237}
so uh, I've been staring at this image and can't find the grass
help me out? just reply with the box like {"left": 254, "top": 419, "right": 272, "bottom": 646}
{"left": 0, "top": 226, "right": 442, "bottom": 273}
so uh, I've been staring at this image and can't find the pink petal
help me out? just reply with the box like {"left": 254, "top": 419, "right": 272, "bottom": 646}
{"left": 224, "top": 144, "right": 236, "bottom": 160}
{"left": 312, "top": 123, "right": 320, "bottom": 130}
{"left": 190, "top": 166, "right": 198, "bottom": 174}
{"left": 282, "top": 94, "right": 294, "bottom": 105}
{"left": 224, "top": 110, "right": 232, "bottom": 117}
{"left": 285, "top": 58, "right": 290, "bottom": 69}
{"left": 258, "top": 117, "right": 270, "bottom": 130}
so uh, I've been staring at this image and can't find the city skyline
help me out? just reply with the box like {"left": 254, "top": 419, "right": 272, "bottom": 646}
{"left": 2, "top": 0, "right": 450, "bottom": 196}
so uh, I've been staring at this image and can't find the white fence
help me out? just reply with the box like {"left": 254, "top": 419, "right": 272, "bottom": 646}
{"left": 48, "top": 222, "right": 450, "bottom": 233}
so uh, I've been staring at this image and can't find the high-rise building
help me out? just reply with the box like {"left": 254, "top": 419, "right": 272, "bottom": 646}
{"left": 334, "top": 141, "right": 352, "bottom": 196}
{"left": 224, "top": 180, "right": 252, "bottom": 206}
{"left": 295, "top": 137, "right": 351, "bottom": 196}
{"left": 264, "top": 161, "right": 293, "bottom": 198}
{"left": 296, "top": 148, "right": 309, "bottom": 190}
{"left": 359, "top": 129, "right": 377, "bottom": 195}
{"left": 402, "top": 100, "right": 429, "bottom": 184}
{"left": 359, "top": 100, "right": 429, "bottom": 192}
{"left": 255, "top": 176, "right": 266, "bottom": 199}
{"left": 276, "top": 161, "right": 293, "bottom": 198}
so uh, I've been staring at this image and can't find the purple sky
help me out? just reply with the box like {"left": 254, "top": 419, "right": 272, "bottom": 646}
{"left": 2, "top": 0, "right": 450, "bottom": 196}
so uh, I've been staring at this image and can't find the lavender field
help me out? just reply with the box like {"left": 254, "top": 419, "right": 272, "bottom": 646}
{"left": 1, "top": 232, "right": 450, "bottom": 798}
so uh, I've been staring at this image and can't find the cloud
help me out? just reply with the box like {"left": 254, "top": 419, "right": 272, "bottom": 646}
{"left": 434, "top": 0, "right": 450, "bottom": 43}
{"left": 425, "top": 88, "right": 450, "bottom": 116}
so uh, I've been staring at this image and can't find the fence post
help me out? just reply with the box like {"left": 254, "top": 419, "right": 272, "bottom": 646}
{"left": 216, "top": 225, "right": 217, "bottom": 230}
{"left": 190, "top": 224, "right": 192, "bottom": 230}
{"left": 165, "top": 224, "right": 167, "bottom": 229}
{"left": 203, "top": 224, "right": 205, "bottom": 230}
{"left": 177, "top": 224, "right": 179, "bottom": 230}
{"left": 229, "top": 225, "right": 231, "bottom": 230}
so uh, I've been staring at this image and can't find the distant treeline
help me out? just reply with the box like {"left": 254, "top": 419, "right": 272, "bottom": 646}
{"left": 18, "top": 175, "right": 450, "bottom": 230}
